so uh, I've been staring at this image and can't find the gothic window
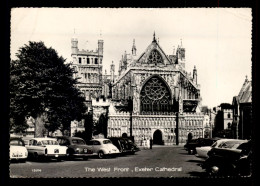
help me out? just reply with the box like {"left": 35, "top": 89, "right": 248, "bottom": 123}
{"left": 95, "top": 58, "right": 98, "bottom": 64}
{"left": 140, "top": 76, "right": 171, "bottom": 112}
{"left": 79, "top": 57, "right": 82, "bottom": 64}
{"left": 147, "top": 49, "right": 163, "bottom": 65}
{"left": 87, "top": 58, "right": 90, "bottom": 64}
{"left": 228, "top": 113, "right": 231, "bottom": 118}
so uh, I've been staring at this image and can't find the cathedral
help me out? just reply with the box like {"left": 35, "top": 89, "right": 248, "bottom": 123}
{"left": 71, "top": 33, "right": 205, "bottom": 145}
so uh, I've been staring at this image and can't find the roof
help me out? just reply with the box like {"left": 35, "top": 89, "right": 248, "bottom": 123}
{"left": 91, "top": 138, "right": 109, "bottom": 142}
{"left": 31, "top": 137, "right": 57, "bottom": 141}
{"left": 238, "top": 80, "right": 252, "bottom": 103}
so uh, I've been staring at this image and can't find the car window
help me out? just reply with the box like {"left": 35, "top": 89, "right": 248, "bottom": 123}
{"left": 57, "top": 138, "right": 67, "bottom": 145}
{"left": 37, "top": 141, "right": 42, "bottom": 146}
{"left": 103, "top": 140, "right": 112, "bottom": 144}
{"left": 219, "top": 141, "right": 245, "bottom": 149}
{"left": 93, "top": 141, "right": 101, "bottom": 145}
{"left": 41, "top": 140, "right": 59, "bottom": 145}
{"left": 72, "top": 139, "right": 86, "bottom": 145}
{"left": 32, "top": 140, "right": 38, "bottom": 146}
{"left": 86, "top": 141, "right": 93, "bottom": 145}
{"left": 211, "top": 141, "right": 217, "bottom": 147}
{"left": 23, "top": 140, "right": 29, "bottom": 145}
{"left": 10, "top": 139, "right": 24, "bottom": 146}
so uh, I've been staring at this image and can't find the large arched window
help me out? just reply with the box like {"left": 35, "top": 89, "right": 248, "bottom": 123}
{"left": 140, "top": 76, "right": 171, "bottom": 112}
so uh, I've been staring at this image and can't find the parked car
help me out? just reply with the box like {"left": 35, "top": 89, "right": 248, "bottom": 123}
{"left": 10, "top": 137, "right": 28, "bottom": 162}
{"left": 26, "top": 137, "right": 68, "bottom": 161}
{"left": 185, "top": 138, "right": 218, "bottom": 155}
{"left": 201, "top": 139, "right": 251, "bottom": 176}
{"left": 56, "top": 136, "right": 94, "bottom": 160}
{"left": 86, "top": 139, "right": 120, "bottom": 159}
{"left": 123, "top": 138, "right": 140, "bottom": 154}
{"left": 22, "top": 137, "right": 33, "bottom": 147}
{"left": 108, "top": 137, "right": 129, "bottom": 154}
{"left": 195, "top": 138, "right": 228, "bottom": 158}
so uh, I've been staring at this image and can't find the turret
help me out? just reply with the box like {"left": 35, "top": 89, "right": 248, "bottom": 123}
{"left": 71, "top": 33, "right": 78, "bottom": 54}
{"left": 110, "top": 61, "right": 115, "bottom": 83}
{"left": 98, "top": 39, "right": 104, "bottom": 56}
{"left": 177, "top": 39, "right": 185, "bottom": 68}
{"left": 132, "top": 39, "right": 137, "bottom": 56}
{"left": 193, "top": 65, "right": 197, "bottom": 85}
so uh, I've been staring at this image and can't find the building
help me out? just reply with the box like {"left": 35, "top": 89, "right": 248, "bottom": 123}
{"left": 213, "top": 103, "right": 233, "bottom": 138}
{"left": 107, "top": 33, "right": 204, "bottom": 145}
{"left": 201, "top": 106, "right": 212, "bottom": 138}
{"left": 71, "top": 33, "right": 104, "bottom": 111}
{"left": 232, "top": 76, "right": 252, "bottom": 139}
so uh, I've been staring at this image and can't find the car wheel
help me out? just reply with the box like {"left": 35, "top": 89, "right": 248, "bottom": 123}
{"left": 57, "top": 157, "right": 62, "bottom": 162}
{"left": 208, "top": 166, "right": 220, "bottom": 176}
{"left": 131, "top": 147, "right": 135, "bottom": 155}
{"left": 20, "top": 159, "right": 26, "bottom": 163}
{"left": 33, "top": 152, "right": 39, "bottom": 160}
{"left": 83, "top": 157, "right": 88, "bottom": 161}
{"left": 98, "top": 151, "right": 105, "bottom": 159}
{"left": 188, "top": 149, "right": 191, "bottom": 155}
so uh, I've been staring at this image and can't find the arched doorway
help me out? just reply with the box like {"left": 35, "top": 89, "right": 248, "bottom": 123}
{"left": 122, "top": 133, "right": 127, "bottom": 138}
{"left": 153, "top": 130, "right": 163, "bottom": 145}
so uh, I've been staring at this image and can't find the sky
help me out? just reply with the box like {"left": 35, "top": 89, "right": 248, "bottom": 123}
{"left": 10, "top": 8, "right": 252, "bottom": 108}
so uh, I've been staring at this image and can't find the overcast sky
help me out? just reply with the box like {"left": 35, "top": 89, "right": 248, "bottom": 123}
{"left": 11, "top": 8, "right": 252, "bottom": 108}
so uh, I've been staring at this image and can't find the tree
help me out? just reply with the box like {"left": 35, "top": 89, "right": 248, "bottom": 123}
{"left": 10, "top": 41, "right": 87, "bottom": 136}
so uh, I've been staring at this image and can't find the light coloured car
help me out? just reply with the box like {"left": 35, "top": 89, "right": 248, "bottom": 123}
{"left": 196, "top": 139, "right": 247, "bottom": 159}
{"left": 26, "top": 137, "right": 68, "bottom": 161}
{"left": 10, "top": 137, "right": 28, "bottom": 162}
{"left": 86, "top": 139, "right": 120, "bottom": 159}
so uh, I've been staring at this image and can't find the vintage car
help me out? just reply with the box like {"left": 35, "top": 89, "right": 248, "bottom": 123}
{"left": 195, "top": 138, "right": 226, "bottom": 158}
{"left": 86, "top": 138, "right": 120, "bottom": 159}
{"left": 108, "top": 137, "right": 140, "bottom": 155}
{"left": 201, "top": 139, "right": 251, "bottom": 176}
{"left": 56, "top": 136, "right": 94, "bottom": 160}
{"left": 108, "top": 137, "right": 130, "bottom": 154}
{"left": 22, "top": 137, "right": 33, "bottom": 147}
{"left": 26, "top": 137, "right": 68, "bottom": 161}
{"left": 10, "top": 137, "right": 28, "bottom": 162}
{"left": 185, "top": 138, "right": 218, "bottom": 155}
{"left": 123, "top": 138, "right": 140, "bottom": 154}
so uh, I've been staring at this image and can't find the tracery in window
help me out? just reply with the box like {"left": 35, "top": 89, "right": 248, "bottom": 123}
{"left": 147, "top": 49, "right": 163, "bottom": 65}
{"left": 140, "top": 76, "right": 171, "bottom": 112}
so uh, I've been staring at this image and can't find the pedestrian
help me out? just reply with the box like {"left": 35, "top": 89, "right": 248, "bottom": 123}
{"left": 150, "top": 138, "right": 153, "bottom": 149}
{"left": 146, "top": 138, "right": 150, "bottom": 149}
{"left": 143, "top": 138, "right": 147, "bottom": 149}
{"left": 141, "top": 136, "right": 144, "bottom": 146}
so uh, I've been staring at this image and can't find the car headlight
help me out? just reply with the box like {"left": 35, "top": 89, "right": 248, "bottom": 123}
{"left": 75, "top": 148, "right": 80, "bottom": 153}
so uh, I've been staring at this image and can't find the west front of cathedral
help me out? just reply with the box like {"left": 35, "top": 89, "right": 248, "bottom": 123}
{"left": 71, "top": 33, "right": 205, "bottom": 145}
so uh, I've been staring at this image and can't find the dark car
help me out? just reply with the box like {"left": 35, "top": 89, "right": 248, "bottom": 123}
{"left": 56, "top": 136, "right": 93, "bottom": 160}
{"left": 185, "top": 138, "right": 218, "bottom": 155}
{"left": 201, "top": 140, "right": 252, "bottom": 176}
{"left": 123, "top": 138, "right": 140, "bottom": 154}
{"left": 108, "top": 137, "right": 130, "bottom": 154}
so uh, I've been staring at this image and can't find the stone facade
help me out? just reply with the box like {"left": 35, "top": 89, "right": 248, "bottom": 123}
{"left": 107, "top": 34, "right": 204, "bottom": 145}
{"left": 71, "top": 34, "right": 104, "bottom": 111}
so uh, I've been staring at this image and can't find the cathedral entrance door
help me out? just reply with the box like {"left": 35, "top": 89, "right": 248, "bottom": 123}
{"left": 153, "top": 130, "right": 163, "bottom": 145}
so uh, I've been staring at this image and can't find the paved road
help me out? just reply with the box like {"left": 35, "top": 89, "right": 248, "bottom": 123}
{"left": 10, "top": 146, "right": 207, "bottom": 178}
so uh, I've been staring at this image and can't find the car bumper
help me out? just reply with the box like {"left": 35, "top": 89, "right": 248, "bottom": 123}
{"left": 72, "top": 154, "right": 93, "bottom": 157}
{"left": 10, "top": 156, "right": 27, "bottom": 160}
{"left": 44, "top": 154, "right": 68, "bottom": 158}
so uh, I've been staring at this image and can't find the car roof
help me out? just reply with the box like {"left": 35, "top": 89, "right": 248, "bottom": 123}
{"left": 10, "top": 137, "right": 23, "bottom": 140}
{"left": 56, "top": 136, "right": 84, "bottom": 140}
{"left": 31, "top": 137, "right": 57, "bottom": 141}
{"left": 91, "top": 138, "right": 110, "bottom": 142}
